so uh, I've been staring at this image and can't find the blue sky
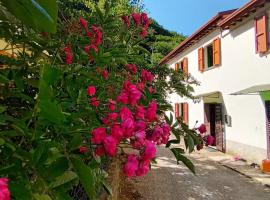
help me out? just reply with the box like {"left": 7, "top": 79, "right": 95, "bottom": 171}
{"left": 144, "top": 0, "right": 249, "bottom": 36}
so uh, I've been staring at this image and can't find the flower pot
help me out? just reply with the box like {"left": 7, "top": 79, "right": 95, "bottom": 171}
{"left": 261, "top": 159, "right": 270, "bottom": 173}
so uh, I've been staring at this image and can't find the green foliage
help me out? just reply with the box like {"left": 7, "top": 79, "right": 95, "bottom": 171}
{"left": 0, "top": 0, "right": 58, "bottom": 33}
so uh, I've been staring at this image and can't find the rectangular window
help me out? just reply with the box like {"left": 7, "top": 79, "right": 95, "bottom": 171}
{"left": 206, "top": 44, "right": 213, "bottom": 68}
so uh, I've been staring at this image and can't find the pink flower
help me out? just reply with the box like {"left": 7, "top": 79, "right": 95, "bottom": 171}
{"left": 117, "top": 91, "right": 129, "bottom": 104}
{"left": 135, "top": 106, "right": 145, "bottom": 119}
{"left": 141, "top": 69, "right": 154, "bottom": 83}
{"left": 63, "top": 45, "right": 73, "bottom": 65}
{"left": 126, "top": 64, "right": 137, "bottom": 74}
{"left": 95, "top": 146, "right": 105, "bottom": 156}
{"left": 107, "top": 112, "right": 118, "bottom": 121}
{"left": 65, "top": 52, "right": 73, "bottom": 65}
{"left": 91, "top": 26, "right": 102, "bottom": 46}
{"left": 104, "top": 136, "right": 117, "bottom": 157}
{"left": 108, "top": 99, "right": 116, "bottom": 111}
{"left": 102, "top": 70, "right": 109, "bottom": 80}
{"left": 145, "top": 101, "right": 157, "bottom": 122}
{"left": 101, "top": 117, "right": 109, "bottom": 125}
{"left": 123, "top": 154, "right": 139, "bottom": 177}
{"left": 136, "top": 82, "right": 145, "bottom": 91}
{"left": 134, "top": 120, "right": 146, "bottom": 131}
{"left": 198, "top": 124, "right": 207, "bottom": 134}
{"left": 206, "top": 135, "right": 215, "bottom": 146}
{"left": 87, "top": 86, "right": 96, "bottom": 96}
{"left": 84, "top": 45, "right": 98, "bottom": 53}
{"left": 0, "top": 178, "right": 10, "bottom": 200}
{"left": 79, "top": 146, "right": 88, "bottom": 154}
{"left": 119, "top": 107, "right": 133, "bottom": 121}
{"left": 140, "top": 28, "right": 148, "bottom": 38}
{"left": 150, "top": 125, "right": 163, "bottom": 143}
{"left": 135, "top": 130, "right": 146, "bottom": 143}
{"left": 141, "top": 141, "right": 156, "bottom": 161}
{"left": 128, "top": 84, "right": 142, "bottom": 106}
{"left": 110, "top": 124, "right": 123, "bottom": 141}
{"left": 121, "top": 118, "right": 134, "bottom": 137}
{"left": 90, "top": 97, "right": 100, "bottom": 107}
{"left": 141, "top": 13, "right": 150, "bottom": 29}
{"left": 136, "top": 160, "right": 150, "bottom": 176}
{"left": 80, "top": 17, "right": 88, "bottom": 30}
{"left": 162, "top": 123, "right": 171, "bottom": 136}
{"left": 148, "top": 86, "right": 155, "bottom": 94}
{"left": 132, "top": 13, "right": 141, "bottom": 26}
{"left": 121, "top": 15, "right": 130, "bottom": 27}
{"left": 91, "top": 127, "right": 107, "bottom": 144}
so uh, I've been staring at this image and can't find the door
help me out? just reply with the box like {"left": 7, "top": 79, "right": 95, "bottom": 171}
{"left": 266, "top": 101, "right": 270, "bottom": 158}
{"left": 204, "top": 104, "right": 211, "bottom": 135}
{"left": 215, "top": 104, "right": 224, "bottom": 152}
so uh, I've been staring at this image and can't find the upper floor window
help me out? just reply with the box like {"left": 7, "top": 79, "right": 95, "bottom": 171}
{"left": 198, "top": 37, "right": 221, "bottom": 72}
{"left": 255, "top": 14, "right": 268, "bottom": 53}
{"left": 175, "top": 57, "right": 188, "bottom": 76}
{"left": 206, "top": 44, "right": 214, "bottom": 68}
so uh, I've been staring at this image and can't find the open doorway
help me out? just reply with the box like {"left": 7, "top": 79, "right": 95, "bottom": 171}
{"left": 204, "top": 103, "right": 225, "bottom": 152}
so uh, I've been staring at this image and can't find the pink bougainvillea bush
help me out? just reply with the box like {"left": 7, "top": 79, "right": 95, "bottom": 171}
{"left": 0, "top": 1, "right": 200, "bottom": 199}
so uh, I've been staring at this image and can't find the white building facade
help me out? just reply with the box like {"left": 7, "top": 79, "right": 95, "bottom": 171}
{"left": 160, "top": 0, "right": 270, "bottom": 164}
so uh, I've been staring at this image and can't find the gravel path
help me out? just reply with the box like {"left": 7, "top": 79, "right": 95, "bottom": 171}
{"left": 120, "top": 147, "right": 270, "bottom": 200}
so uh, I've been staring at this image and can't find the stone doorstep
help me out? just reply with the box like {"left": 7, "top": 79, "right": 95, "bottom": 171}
{"left": 195, "top": 147, "right": 270, "bottom": 187}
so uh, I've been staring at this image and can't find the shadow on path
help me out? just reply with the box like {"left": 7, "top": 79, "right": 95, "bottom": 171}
{"left": 120, "top": 147, "right": 270, "bottom": 200}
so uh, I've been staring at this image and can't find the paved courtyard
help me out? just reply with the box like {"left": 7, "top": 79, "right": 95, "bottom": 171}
{"left": 120, "top": 147, "right": 270, "bottom": 200}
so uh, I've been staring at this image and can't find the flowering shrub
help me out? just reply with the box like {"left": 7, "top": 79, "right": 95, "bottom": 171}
{"left": 0, "top": 1, "right": 201, "bottom": 199}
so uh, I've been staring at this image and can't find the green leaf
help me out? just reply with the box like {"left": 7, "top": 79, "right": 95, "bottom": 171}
{"left": 1, "top": 0, "right": 57, "bottom": 33}
{"left": 32, "top": 144, "right": 49, "bottom": 166}
{"left": 170, "top": 148, "right": 195, "bottom": 174}
{"left": 38, "top": 99, "right": 65, "bottom": 125}
{"left": 9, "top": 181, "right": 32, "bottom": 200}
{"left": 40, "top": 65, "right": 62, "bottom": 86}
{"left": 68, "top": 134, "right": 82, "bottom": 151}
{"left": 0, "top": 138, "right": 5, "bottom": 146}
{"left": 165, "top": 139, "right": 180, "bottom": 148}
{"left": 50, "top": 171, "right": 78, "bottom": 189}
{"left": 47, "top": 157, "right": 69, "bottom": 178}
{"left": 71, "top": 156, "right": 95, "bottom": 199}
{"left": 33, "top": 194, "right": 52, "bottom": 200}
{"left": 0, "top": 73, "right": 9, "bottom": 83}
{"left": 187, "top": 134, "right": 195, "bottom": 153}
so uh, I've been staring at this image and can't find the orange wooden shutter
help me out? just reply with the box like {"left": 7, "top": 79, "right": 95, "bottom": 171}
{"left": 213, "top": 37, "right": 221, "bottom": 66}
{"left": 182, "top": 57, "right": 188, "bottom": 75}
{"left": 182, "top": 103, "right": 189, "bottom": 124}
{"left": 175, "top": 103, "right": 179, "bottom": 118}
{"left": 175, "top": 63, "right": 179, "bottom": 71}
{"left": 198, "top": 47, "right": 205, "bottom": 72}
{"left": 255, "top": 14, "right": 268, "bottom": 53}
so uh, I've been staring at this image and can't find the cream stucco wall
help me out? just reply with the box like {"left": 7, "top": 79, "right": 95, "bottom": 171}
{"left": 166, "top": 5, "right": 270, "bottom": 163}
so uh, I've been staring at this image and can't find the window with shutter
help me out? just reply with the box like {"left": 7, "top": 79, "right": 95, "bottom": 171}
{"left": 198, "top": 47, "right": 205, "bottom": 72}
{"left": 255, "top": 14, "right": 268, "bottom": 53}
{"left": 213, "top": 37, "right": 221, "bottom": 66}
{"left": 175, "top": 103, "right": 179, "bottom": 118}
